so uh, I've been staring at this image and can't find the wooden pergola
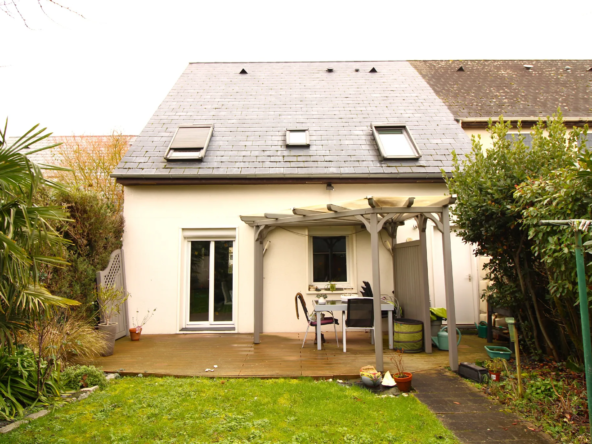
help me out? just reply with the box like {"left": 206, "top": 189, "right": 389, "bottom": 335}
{"left": 240, "top": 196, "right": 460, "bottom": 372}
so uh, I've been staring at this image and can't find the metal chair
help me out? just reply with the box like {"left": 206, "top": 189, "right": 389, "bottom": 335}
{"left": 294, "top": 293, "right": 339, "bottom": 348}
{"left": 343, "top": 298, "right": 374, "bottom": 352}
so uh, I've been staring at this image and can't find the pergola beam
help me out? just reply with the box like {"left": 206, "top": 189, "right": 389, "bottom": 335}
{"left": 292, "top": 208, "right": 326, "bottom": 216}
{"left": 441, "top": 206, "right": 459, "bottom": 371}
{"left": 249, "top": 207, "right": 446, "bottom": 227}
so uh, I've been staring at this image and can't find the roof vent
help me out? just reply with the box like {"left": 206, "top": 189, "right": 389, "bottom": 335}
{"left": 456, "top": 66, "right": 465, "bottom": 72}
{"left": 369, "top": 67, "right": 377, "bottom": 73}
{"left": 355, "top": 68, "right": 359, "bottom": 72}
{"left": 239, "top": 69, "right": 248, "bottom": 74}
{"left": 326, "top": 68, "right": 333, "bottom": 73}
{"left": 524, "top": 65, "right": 533, "bottom": 71}
{"left": 588, "top": 67, "right": 592, "bottom": 72}
{"left": 565, "top": 66, "right": 571, "bottom": 71}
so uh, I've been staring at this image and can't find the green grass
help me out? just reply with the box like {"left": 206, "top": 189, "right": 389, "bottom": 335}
{"left": 0, "top": 377, "right": 457, "bottom": 444}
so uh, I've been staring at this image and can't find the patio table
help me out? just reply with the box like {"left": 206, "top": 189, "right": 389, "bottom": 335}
{"left": 312, "top": 299, "right": 394, "bottom": 351}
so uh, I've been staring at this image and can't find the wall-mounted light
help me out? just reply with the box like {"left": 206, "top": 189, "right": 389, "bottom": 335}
{"left": 326, "top": 183, "right": 334, "bottom": 191}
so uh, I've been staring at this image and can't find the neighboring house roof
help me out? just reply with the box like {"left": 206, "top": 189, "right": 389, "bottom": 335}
{"left": 409, "top": 60, "right": 592, "bottom": 121}
{"left": 113, "top": 61, "right": 472, "bottom": 183}
{"left": 7, "top": 135, "right": 137, "bottom": 178}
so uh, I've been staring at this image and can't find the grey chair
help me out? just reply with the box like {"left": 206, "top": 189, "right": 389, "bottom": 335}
{"left": 295, "top": 293, "right": 339, "bottom": 348}
{"left": 343, "top": 298, "right": 374, "bottom": 352}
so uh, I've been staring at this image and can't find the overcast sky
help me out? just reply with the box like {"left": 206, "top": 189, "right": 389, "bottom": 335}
{"left": 1, "top": 0, "right": 591, "bottom": 136}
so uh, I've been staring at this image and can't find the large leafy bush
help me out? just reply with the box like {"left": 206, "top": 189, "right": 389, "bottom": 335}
{"left": 446, "top": 112, "right": 589, "bottom": 360}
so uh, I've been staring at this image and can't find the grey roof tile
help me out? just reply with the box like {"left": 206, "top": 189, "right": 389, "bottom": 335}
{"left": 114, "top": 61, "right": 472, "bottom": 179}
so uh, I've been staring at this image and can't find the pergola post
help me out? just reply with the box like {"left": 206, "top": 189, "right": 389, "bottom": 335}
{"left": 418, "top": 215, "right": 433, "bottom": 354}
{"left": 253, "top": 227, "right": 264, "bottom": 344}
{"left": 441, "top": 206, "right": 459, "bottom": 371}
{"left": 369, "top": 213, "right": 384, "bottom": 372}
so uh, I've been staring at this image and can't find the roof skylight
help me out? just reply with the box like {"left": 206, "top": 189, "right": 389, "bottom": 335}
{"left": 372, "top": 124, "right": 421, "bottom": 159}
{"left": 286, "top": 129, "right": 310, "bottom": 147}
{"left": 164, "top": 125, "right": 214, "bottom": 161}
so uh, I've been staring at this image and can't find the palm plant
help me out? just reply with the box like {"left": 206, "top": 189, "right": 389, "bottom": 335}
{"left": 0, "top": 120, "right": 78, "bottom": 349}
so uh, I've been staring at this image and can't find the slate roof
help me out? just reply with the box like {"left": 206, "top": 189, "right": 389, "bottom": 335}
{"left": 410, "top": 60, "right": 592, "bottom": 120}
{"left": 113, "top": 61, "right": 471, "bottom": 181}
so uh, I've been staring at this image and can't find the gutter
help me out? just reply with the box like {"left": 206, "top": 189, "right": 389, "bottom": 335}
{"left": 458, "top": 117, "right": 591, "bottom": 129}
{"left": 114, "top": 173, "right": 450, "bottom": 186}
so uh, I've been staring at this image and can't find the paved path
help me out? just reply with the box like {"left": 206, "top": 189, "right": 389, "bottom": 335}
{"left": 413, "top": 369, "right": 554, "bottom": 443}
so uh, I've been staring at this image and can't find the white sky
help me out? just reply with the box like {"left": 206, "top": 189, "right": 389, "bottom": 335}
{"left": 1, "top": 0, "right": 591, "bottom": 136}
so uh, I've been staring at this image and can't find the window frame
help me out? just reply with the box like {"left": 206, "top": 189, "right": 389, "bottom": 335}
{"left": 286, "top": 129, "right": 310, "bottom": 147}
{"left": 371, "top": 124, "right": 421, "bottom": 159}
{"left": 181, "top": 227, "right": 237, "bottom": 331}
{"left": 308, "top": 234, "right": 354, "bottom": 288}
{"left": 164, "top": 124, "right": 214, "bottom": 161}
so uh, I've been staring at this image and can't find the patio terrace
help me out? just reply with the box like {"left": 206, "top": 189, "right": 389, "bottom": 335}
{"left": 93, "top": 332, "right": 495, "bottom": 378}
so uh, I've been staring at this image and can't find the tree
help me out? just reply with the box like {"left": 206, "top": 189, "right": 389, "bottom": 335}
{"left": 0, "top": 121, "right": 78, "bottom": 348}
{"left": 1, "top": 0, "right": 83, "bottom": 28}
{"left": 445, "top": 111, "right": 587, "bottom": 360}
{"left": 52, "top": 133, "right": 131, "bottom": 214}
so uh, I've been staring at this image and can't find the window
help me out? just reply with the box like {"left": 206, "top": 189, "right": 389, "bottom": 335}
{"left": 504, "top": 133, "right": 533, "bottom": 148}
{"left": 183, "top": 228, "right": 236, "bottom": 329}
{"left": 372, "top": 124, "right": 421, "bottom": 159}
{"left": 286, "top": 129, "right": 310, "bottom": 147}
{"left": 165, "top": 125, "right": 214, "bottom": 160}
{"left": 312, "top": 236, "right": 348, "bottom": 283}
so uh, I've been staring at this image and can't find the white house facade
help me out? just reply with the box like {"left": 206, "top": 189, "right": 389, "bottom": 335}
{"left": 113, "top": 61, "right": 477, "bottom": 337}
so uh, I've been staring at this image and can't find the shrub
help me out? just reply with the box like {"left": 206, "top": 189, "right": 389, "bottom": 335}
{"left": 0, "top": 346, "right": 60, "bottom": 420}
{"left": 18, "top": 309, "right": 108, "bottom": 367}
{"left": 39, "top": 189, "right": 124, "bottom": 306}
{"left": 61, "top": 365, "right": 107, "bottom": 390}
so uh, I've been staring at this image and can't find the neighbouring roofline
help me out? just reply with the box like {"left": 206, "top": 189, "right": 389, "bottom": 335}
{"left": 115, "top": 174, "right": 449, "bottom": 186}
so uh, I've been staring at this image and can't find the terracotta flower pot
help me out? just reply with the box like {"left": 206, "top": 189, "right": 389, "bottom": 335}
{"left": 489, "top": 371, "right": 501, "bottom": 382}
{"left": 129, "top": 327, "right": 142, "bottom": 341}
{"left": 98, "top": 323, "right": 118, "bottom": 356}
{"left": 394, "top": 372, "right": 413, "bottom": 392}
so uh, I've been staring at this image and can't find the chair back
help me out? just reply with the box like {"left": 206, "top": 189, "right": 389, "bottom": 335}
{"left": 361, "top": 281, "right": 373, "bottom": 297}
{"left": 295, "top": 293, "right": 310, "bottom": 322}
{"left": 346, "top": 298, "right": 374, "bottom": 327}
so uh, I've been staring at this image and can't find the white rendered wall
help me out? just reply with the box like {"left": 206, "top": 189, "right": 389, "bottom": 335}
{"left": 122, "top": 183, "right": 455, "bottom": 334}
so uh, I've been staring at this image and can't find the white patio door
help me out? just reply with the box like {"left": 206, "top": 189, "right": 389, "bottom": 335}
{"left": 187, "top": 239, "right": 234, "bottom": 326}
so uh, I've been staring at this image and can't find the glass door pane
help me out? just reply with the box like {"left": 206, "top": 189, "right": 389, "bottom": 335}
{"left": 213, "top": 241, "right": 233, "bottom": 322}
{"left": 189, "top": 241, "right": 210, "bottom": 322}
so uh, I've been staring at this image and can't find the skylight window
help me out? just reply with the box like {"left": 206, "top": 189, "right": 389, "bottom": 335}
{"left": 164, "top": 125, "right": 214, "bottom": 161}
{"left": 371, "top": 124, "right": 421, "bottom": 159}
{"left": 286, "top": 129, "right": 310, "bottom": 147}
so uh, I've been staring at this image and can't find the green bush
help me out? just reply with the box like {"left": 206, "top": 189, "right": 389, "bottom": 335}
{"left": 61, "top": 365, "right": 108, "bottom": 390}
{"left": 0, "top": 346, "right": 60, "bottom": 420}
{"left": 38, "top": 188, "right": 124, "bottom": 306}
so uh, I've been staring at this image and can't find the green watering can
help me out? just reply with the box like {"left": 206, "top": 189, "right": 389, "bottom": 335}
{"left": 431, "top": 326, "right": 461, "bottom": 351}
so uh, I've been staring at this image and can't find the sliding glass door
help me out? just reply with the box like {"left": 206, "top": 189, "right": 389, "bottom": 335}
{"left": 188, "top": 240, "right": 234, "bottom": 325}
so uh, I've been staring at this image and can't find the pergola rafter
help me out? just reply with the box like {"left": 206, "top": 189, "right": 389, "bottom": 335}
{"left": 241, "top": 195, "right": 459, "bottom": 372}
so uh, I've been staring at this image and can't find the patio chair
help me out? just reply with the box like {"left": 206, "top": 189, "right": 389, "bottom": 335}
{"left": 361, "top": 281, "right": 390, "bottom": 319}
{"left": 343, "top": 298, "right": 374, "bottom": 352}
{"left": 294, "top": 293, "right": 339, "bottom": 348}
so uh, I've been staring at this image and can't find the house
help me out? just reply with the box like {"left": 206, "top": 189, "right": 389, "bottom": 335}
{"left": 410, "top": 59, "right": 592, "bottom": 323}
{"left": 113, "top": 60, "right": 478, "bottom": 363}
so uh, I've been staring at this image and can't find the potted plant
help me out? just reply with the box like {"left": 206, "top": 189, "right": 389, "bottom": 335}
{"left": 130, "top": 308, "right": 157, "bottom": 341}
{"left": 96, "top": 285, "right": 130, "bottom": 356}
{"left": 325, "top": 282, "right": 337, "bottom": 292}
{"left": 485, "top": 358, "right": 504, "bottom": 382}
{"left": 316, "top": 293, "right": 328, "bottom": 305}
{"left": 390, "top": 350, "right": 413, "bottom": 392}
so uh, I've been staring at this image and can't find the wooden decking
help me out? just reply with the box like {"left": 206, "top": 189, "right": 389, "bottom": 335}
{"left": 93, "top": 332, "right": 494, "bottom": 378}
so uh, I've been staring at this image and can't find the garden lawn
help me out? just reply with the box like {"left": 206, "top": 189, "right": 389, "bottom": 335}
{"left": 1, "top": 377, "right": 457, "bottom": 444}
